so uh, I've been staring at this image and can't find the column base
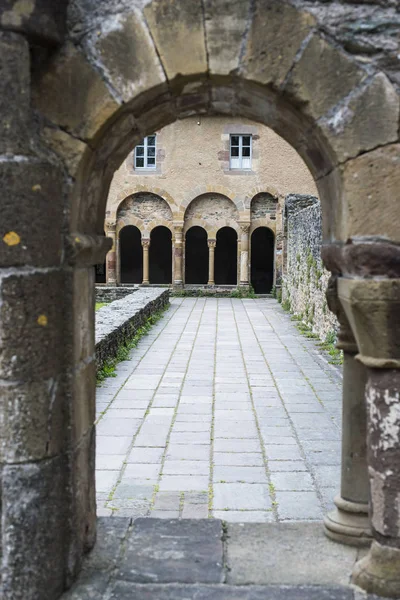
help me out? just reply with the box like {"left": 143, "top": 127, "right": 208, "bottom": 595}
{"left": 323, "top": 495, "right": 372, "bottom": 547}
{"left": 352, "top": 541, "right": 400, "bottom": 598}
{"left": 207, "top": 281, "right": 215, "bottom": 286}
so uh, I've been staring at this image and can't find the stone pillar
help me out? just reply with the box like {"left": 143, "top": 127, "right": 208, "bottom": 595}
{"left": 338, "top": 277, "right": 400, "bottom": 598}
{"left": 239, "top": 222, "right": 250, "bottom": 287}
{"left": 323, "top": 276, "right": 371, "bottom": 546}
{"left": 142, "top": 238, "right": 150, "bottom": 285}
{"left": 208, "top": 239, "right": 216, "bottom": 286}
{"left": 173, "top": 222, "right": 184, "bottom": 288}
{"left": 105, "top": 222, "right": 117, "bottom": 285}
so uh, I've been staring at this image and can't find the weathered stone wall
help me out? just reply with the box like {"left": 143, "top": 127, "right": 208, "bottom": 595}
{"left": 95, "top": 286, "right": 136, "bottom": 303}
{"left": 282, "top": 195, "right": 338, "bottom": 341}
{"left": 117, "top": 193, "right": 173, "bottom": 227}
{"left": 251, "top": 193, "right": 277, "bottom": 220}
{"left": 95, "top": 288, "right": 169, "bottom": 371}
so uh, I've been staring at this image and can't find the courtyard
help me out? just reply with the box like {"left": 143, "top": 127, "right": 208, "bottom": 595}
{"left": 96, "top": 297, "right": 342, "bottom": 522}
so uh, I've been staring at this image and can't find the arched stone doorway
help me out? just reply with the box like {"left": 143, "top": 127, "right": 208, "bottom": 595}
{"left": 251, "top": 227, "right": 275, "bottom": 293}
{"left": 185, "top": 226, "right": 208, "bottom": 284}
{"left": 9, "top": 3, "right": 399, "bottom": 595}
{"left": 215, "top": 227, "right": 238, "bottom": 285}
{"left": 119, "top": 225, "right": 143, "bottom": 283}
{"left": 150, "top": 226, "right": 172, "bottom": 284}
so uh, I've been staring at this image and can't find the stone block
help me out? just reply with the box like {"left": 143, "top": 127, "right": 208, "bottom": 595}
{"left": 321, "top": 73, "right": 399, "bottom": 163}
{"left": 0, "top": 379, "right": 65, "bottom": 463}
{"left": 240, "top": 1, "right": 316, "bottom": 88}
{"left": 284, "top": 34, "right": 366, "bottom": 120}
{"left": 41, "top": 127, "right": 90, "bottom": 178}
{"left": 339, "top": 144, "right": 400, "bottom": 242}
{"left": 204, "top": 0, "right": 249, "bottom": 75}
{"left": 117, "top": 518, "right": 224, "bottom": 583}
{"left": 1, "top": 455, "right": 68, "bottom": 600}
{"left": 109, "top": 582, "right": 354, "bottom": 599}
{"left": 0, "top": 0, "right": 67, "bottom": 44}
{"left": 0, "top": 160, "right": 64, "bottom": 267}
{"left": 73, "top": 267, "right": 95, "bottom": 364}
{"left": 87, "top": 12, "right": 165, "bottom": 103}
{"left": 0, "top": 270, "right": 66, "bottom": 381}
{"left": 32, "top": 42, "right": 120, "bottom": 142}
{"left": 144, "top": 0, "right": 208, "bottom": 79}
{"left": 72, "top": 360, "right": 96, "bottom": 442}
{"left": 0, "top": 32, "right": 30, "bottom": 154}
{"left": 226, "top": 522, "right": 359, "bottom": 586}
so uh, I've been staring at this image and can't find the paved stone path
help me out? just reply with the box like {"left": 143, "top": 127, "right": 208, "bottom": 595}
{"left": 96, "top": 298, "right": 342, "bottom": 522}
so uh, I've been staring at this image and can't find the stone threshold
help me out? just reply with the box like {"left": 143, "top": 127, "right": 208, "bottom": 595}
{"left": 62, "top": 519, "right": 381, "bottom": 599}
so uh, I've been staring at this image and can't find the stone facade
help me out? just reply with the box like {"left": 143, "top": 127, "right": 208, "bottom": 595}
{"left": 104, "top": 116, "right": 317, "bottom": 290}
{"left": 282, "top": 195, "right": 338, "bottom": 341}
{"left": 1, "top": 1, "right": 399, "bottom": 599}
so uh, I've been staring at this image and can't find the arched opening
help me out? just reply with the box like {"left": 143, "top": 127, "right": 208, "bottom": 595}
{"left": 185, "top": 226, "right": 208, "bottom": 284}
{"left": 215, "top": 227, "right": 237, "bottom": 285}
{"left": 251, "top": 227, "right": 275, "bottom": 293}
{"left": 119, "top": 225, "right": 143, "bottom": 283}
{"left": 150, "top": 226, "right": 172, "bottom": 284}
{"left": 95, "top": 230, "right": 107, "bottom": 283}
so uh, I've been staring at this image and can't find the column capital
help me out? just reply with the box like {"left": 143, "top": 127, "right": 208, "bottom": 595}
{"left": 173, "top": 221, "right": 184, "bottom": 232}
{"left": 338, "top": 277, "right": 400, "bottom": 369}
{"left": 239, "top": 222, "right": 251, "bottom": 235}
{"left": 208, "top": 239, "right": 217, "bottom": 248}
{"left": 141, "top": 238, "right": 151, "bottom": 248}
{"left": 105, "top": 221, "right": 117, "bottom": 233}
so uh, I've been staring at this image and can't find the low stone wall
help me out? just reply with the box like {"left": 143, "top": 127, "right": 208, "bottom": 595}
{"left": 95, "top": 288, "right": 170, "bottom": 371}
{"left": 95, "top": 286, "right": 137, "bottom": 303}
{"left": 282, "top": 194, "right": 338, "bottom": 341}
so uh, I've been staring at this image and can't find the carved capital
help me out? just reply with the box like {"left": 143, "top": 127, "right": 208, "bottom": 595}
{"left": 105, "top": 221, "right": 117, "bottom": 234}
{"left": 239, "top": 222, "right": 251, "bottom": 235}
{"left": 141, "top": 238, "right": 151, "bottom": 249}
{"left": 338, "top": 278, "right": 400, "bottom": 368}
{"left": 208, "top": 239, "right": 217, "bottom": 249}
{"left": 322, "top": 240, "right": 400, "bottom": 279}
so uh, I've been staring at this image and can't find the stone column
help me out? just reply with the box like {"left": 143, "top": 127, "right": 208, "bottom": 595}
{"left": 142, "top": 238, "right": 150, "bottom": 285}
{"left": 323, "top": 276, "right": 371, "bottom": 546}
{"left": 173, "top": 222, "right": 184, "bottom": 288}
{"left": 338, "top": 277, "right": 400, "bottom": 598}
{"left": 105, "top": 222, "right": 117, "bottom": 285}
{"left": 208, "top": 239, "right": 216, "bottom": 286}
{"left": 239, "top": 222, "right": 250, "bottom": 287}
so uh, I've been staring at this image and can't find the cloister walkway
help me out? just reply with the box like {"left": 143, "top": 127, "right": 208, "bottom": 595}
{"left": 96, "top": 298, "right": 342, "bottom": 522}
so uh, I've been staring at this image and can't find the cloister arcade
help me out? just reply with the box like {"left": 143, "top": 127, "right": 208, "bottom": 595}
{"left": 101, "top": 191, "right": 278, "bottom": 291}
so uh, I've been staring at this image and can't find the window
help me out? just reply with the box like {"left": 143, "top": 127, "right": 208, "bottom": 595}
{"left": 134, "top": 135, "right": 156, "bottom": 169}
{"left": 230, "top": 134, "right": 252, "bottom": 170}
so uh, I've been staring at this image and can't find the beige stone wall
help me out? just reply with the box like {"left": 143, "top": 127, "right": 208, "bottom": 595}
{"left": 106, "top": 115, "right": 317, "bottom": 221}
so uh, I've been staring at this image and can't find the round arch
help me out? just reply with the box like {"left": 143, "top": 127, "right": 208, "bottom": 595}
{"left": 215, "top": 227, "right": 238, "bottom": 285}
{"left": 185, "top": 226, "right": 208, "bottom": 285}
{"left": 119, "top": 225, "right": 143, "bottom": 283}
{"left": 114, "top": 185, "right": 178, "bottom": 220}
{"left": 251, "top": 227, "right": 275, "bottom": 294}
{"left": 184, "top": 193, "right": 239, "bottom": 238}
{"left": 23, "top": 4, "right": 400, "bottom": 596}
{"left": 149, "top": 225, "right": 172, "bottom": 284}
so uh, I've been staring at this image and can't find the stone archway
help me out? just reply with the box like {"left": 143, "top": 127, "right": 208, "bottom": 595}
{"left": 215, "top": 227, "right": 238, "bottom": 285}
{"left": 251, "top": 227, "right": 275, "bottom": 294}
{"left": 185, "top": 226, "right": 209, "bottom": 284}
{"left": 119, "top": 225, "right": 143, "bottom": 283}
{"left": 149, "top": 226, "right": 172, "bottom": 284}
{"left": 2, "top": 2, "right": 399, "bottom": 598}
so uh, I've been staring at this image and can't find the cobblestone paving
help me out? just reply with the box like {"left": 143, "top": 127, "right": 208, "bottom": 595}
{"left": 96, "top": 298, "right": 342, "bottom": 522}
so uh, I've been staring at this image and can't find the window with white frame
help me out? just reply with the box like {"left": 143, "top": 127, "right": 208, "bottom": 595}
{"left": 230, "top": 134, "right": 252, "bottom": 170}
{"left": 134, "top": 135, "right": 156, "bottom": 169}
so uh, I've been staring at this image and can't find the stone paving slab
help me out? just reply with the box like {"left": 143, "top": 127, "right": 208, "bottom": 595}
{"left": 61, "top": 519, "right": 383, "bottom": 600}
{"left": 116, "top": 519, "right": 224, "bottom": 584}
{"left": 95, "top": 298, "right": 343, "bottom": 521}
